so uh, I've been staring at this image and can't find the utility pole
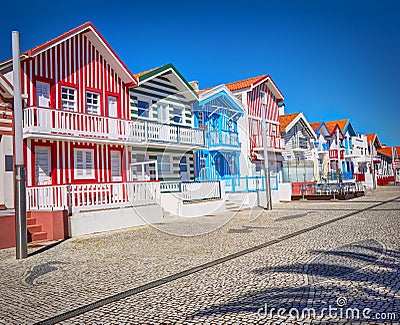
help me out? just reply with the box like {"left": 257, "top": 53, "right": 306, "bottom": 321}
{"left": 261, "top": 104, "right": 272, "bottom": 210}
{"left": 12, "top": 31, "right": 27, "bottom": 259}
{"left": 336, "top": 128, "right": 342, "bottom": 184}
{"left": 370, "top": 141, "right": 376, "bottom": 190}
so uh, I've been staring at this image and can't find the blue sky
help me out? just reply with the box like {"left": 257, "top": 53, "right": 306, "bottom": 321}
{"left": 1, "top": 0, "right": 399, "bottom": 145}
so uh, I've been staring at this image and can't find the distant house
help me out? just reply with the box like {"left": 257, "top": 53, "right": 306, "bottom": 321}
{"left": 279, "top": 112, "right": 316, "bottom": 183}
{"left": 129, "top": 63, "right": 204, "bottom": 181}
{"left": 280, "top": 112, "right": 316, "bottom": 161}
{"left": 223, "top": 75, "right": 285, "bottom": 178}
{"left": 376, "top": 146, "right": 399, "bottom": 177}
{"left": 194, "top": 85, "right": 244, "bottom": 181}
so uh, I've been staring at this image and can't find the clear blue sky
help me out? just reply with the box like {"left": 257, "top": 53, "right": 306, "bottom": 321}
{"left": 1, "top": 0, "right": 399, "bottom": 145}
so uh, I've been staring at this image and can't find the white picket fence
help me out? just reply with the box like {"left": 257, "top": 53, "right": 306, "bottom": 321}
{"left": 26, "top": 181, "right": 160, "bottom": 212}
{"left": 181, "top": 181, "right": 221, "bottom": 203}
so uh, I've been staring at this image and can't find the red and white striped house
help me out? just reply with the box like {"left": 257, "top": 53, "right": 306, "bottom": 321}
{"left": 0, "top": 22, "right": 164, "bottom": 242}
{"left": 224, "top": 75, "right": 285, "bottom": 176}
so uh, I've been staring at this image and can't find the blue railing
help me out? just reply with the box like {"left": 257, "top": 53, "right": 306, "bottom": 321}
{"left": 222, "top": 175, "right": 278, "bottom": 193}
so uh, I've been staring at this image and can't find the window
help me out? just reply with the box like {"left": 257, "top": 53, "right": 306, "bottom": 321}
{"left": 157, "top": 155, "right": 171, "bottom": 174}
{"left": 61, "top": 87, "right": 76, "bottom": 111}
{"left": 197, "top": 111, "right": 204, "bottom": 127}
{"left": 74, "top": 149, "right": 94, "bottom": 179}
{"left": 271, "top": 124, "right": 277, "bottom": 136}
{"left": 36, "top": 81, "right": 50, "bottom": 107}
{"left": 86, "top": 92, "right": 100, "bottom": 114}
{"left": 173, "top": 107, "right": 183, "bottom": 123}
{"left": 111, "top": 151, "right": 122, "bottom": 180}
{"left": 108, "top": 96, "right": 118, "bottom": 118}
{"left": 260, "top": 91, "right": 266, "bottom": 105}
{"left": 137, "top": 100, "right": 150, "bottom": 118}
{"left": 252, "top": 119, "right": 258, "bottom": 135}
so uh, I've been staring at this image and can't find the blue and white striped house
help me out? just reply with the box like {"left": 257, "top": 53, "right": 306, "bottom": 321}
{"left": 194, "top": 85, "right": 245, "bottom": 181}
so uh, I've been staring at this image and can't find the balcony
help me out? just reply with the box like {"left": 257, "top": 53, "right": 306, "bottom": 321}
{"left": 207, "top": 130, "right": 240, "bottom": 149}
{"left": 23, "top": 107, "right": 205, "bottom": 148}
{"left": 253, "top": 135, "right": 285, "bottom": 151}
{"left": 130, "top": 119, "right": 205, "bottom": 147}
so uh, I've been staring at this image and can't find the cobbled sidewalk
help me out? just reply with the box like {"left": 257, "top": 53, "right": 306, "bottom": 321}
{"left": 0, "top": 186, "right": 399, "bottom": 324}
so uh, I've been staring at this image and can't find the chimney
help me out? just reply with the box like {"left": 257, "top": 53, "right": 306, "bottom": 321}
{"left": 189, "top": 81, "right": 199, "bottom": 91}
{"left": 278, "top": 102, "right": 285, "bottom": 116}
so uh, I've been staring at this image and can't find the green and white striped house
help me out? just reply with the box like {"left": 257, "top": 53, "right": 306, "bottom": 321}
{"left": 129, "top": 64, "right": 205, "bottom": 181}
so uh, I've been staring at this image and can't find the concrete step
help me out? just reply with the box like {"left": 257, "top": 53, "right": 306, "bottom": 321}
{"left": 27, "top": 224, "right": 42, "bottom": 233}
{"left": 27, "top": 217, "right": 37, "bottom": 226}
{"left": 31, "top": 232, "right": 48, "bottom": 242}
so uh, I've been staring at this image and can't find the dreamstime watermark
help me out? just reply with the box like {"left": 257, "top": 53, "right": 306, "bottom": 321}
{"left": 257, "top": 296, "right": 397, "bottom": 321}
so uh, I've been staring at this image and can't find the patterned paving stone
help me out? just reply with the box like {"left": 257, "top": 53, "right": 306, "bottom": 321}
{"left": 0, "top": 186, "right": 399, "bottom": 324}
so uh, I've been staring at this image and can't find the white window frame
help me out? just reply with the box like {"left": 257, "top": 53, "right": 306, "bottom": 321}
{"left": 36, "top": 81, "right": 51, "bottom": 107}
{"left": 172, "top": 106, "right": 183, "bottom": 124}
{"left": 260, "top": 91, "right": 267, "bottom": 105}
{"left": 110, "top": 150, "right": 122, "bottom": 180}
{"left": 86, "top": 91, "right": 100, "bottom": 115}
{"left": 137, "top": 98, "right": 151, "bottom": 118}
{"left": 61, "top": 86, "right": 77, "bottom": 111}
{"left": 157, "top": 155, "right": 172, "bottom": 174}
{"left": 74, "top": 148, "right": 95, "bottom": 179}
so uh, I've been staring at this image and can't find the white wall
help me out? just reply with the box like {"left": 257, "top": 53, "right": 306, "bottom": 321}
{"left": 0, "top": 135, "right": 14, "bottom": 208}
{"left": 69, "top": 204, "right": 163, "bottom": 236}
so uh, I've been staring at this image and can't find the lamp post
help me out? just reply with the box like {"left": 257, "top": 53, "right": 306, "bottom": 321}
{"left": 261, "top": 104, "right": 272, "bottom": 210}
{"left": 12, "top": 31, "right": 27, "bottom": 259}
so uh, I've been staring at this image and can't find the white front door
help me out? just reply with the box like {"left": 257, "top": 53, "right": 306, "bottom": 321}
{"left": 158, "top": 104, "right": 169, "bottom": 141}
{"left": 110, "top": 150, "right": 122, "bottom": 182}
{"left": 108, "top": 96, "right": 118, "bottom": 137}
{"left": 35, "top": 147, "right": 52, "bottom": 185}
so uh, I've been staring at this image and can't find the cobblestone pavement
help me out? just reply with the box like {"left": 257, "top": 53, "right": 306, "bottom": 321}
{"left": 0, "top": 187, "right": 399, "bottom": 324}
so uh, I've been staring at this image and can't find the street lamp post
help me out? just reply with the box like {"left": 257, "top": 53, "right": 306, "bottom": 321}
{"left": 12, "top": 31, "right": 27, "bottom": 259}
{"left": 261, "top": 104, "right": 272, "bottom": 210}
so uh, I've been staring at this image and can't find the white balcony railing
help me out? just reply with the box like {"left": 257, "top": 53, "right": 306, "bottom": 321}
{"left": 254, "top": 134, "right": 285, "bottom": 150}
{"left": 26, "top": 181, "right": 160, "bottom": 212}
{"left": 23, "top": 107, "right": 205, "bottom": 147}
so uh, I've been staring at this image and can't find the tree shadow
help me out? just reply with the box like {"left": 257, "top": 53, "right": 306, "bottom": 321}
{"left": 193, "top": 240, "right": 400, "bottom": 323}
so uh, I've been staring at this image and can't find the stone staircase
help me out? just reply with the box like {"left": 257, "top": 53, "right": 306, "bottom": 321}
{"left": 27, "top": 216, "right": 48, "bottom": 243}
{"left": 225, "top": 199, "right": 241, "bottom": 211}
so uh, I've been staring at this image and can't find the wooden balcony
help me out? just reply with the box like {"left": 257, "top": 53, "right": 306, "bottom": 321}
{"left": 208, "top": 130, "right": 240, "bottom": 149}
{"left": 22, "top": 107, "right": 205, "bottom": 148}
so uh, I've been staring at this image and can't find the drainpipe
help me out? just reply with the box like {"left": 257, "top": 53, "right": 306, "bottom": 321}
{"left": 12, "top": 31, "right": 27, "bottom": 259}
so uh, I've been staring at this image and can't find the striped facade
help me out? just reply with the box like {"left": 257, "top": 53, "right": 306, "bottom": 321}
{"left": 246, "top": 83, "right": 281, "bottom": 154}
{"left": 0, "top": 23, "right": 137, "bottom": 190}
{"left": 282, "top": 121, "right": 314, "bottom": 161}
{"left": 130, "top": 74, "right": 193, "bottom": 126}
{"left": 16, "top": 32, "right": 131, "bottom": 119}
{"left": 129, "top": 64, "right": 199, "bottom": 181}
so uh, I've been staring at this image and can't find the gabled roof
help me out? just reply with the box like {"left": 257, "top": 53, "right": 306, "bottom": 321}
{"left": 0, "top": 22, "right": 137, "bottom": 86}
{"left": 225, "top": 74, "right": 284, "bottom": 101}
{"left": 377, "top": 146, "right": 400, "bottom": 158}
{"left": 310, "top": 122, "right": 322, "bottom": 131}
{"left": 366, "top": 133, "right": 382, "bottom": 148}
{"left": 324, "top": 119, "right": 357, "bottom": 136}
{"left": 132, "top": 63, "right": 198, "bottom": 101}
{"left": 279, "top": 112, "right": 316, "bottom": 139}
{"left": 0, "top": 72, "right": 13, "bottom": 99}
{"left": 197, "top": 84, "right": 244, "bottom": 118}
{"left": 279, "top": 113, "right": 300, "bottom": 130}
